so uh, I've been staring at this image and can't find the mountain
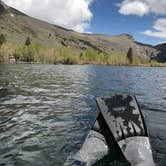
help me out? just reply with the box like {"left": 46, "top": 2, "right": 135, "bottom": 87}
{"left": 0, "top": 1, "right": 165, "bottom": 61}
{"left": 154, "top": 44, "right": 166, "bottom": 62}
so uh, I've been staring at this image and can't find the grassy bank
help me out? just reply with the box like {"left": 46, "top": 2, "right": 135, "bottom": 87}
{"left": 0, "top": 41, "right": 166, "bottom": 67}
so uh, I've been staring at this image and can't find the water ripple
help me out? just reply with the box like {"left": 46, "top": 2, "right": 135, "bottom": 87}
{"left": 0, "top": 64, "right": 166, "bottom": 165}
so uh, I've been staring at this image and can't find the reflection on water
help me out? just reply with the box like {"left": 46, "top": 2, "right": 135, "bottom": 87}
{"left": 0, "top": 64, "right": 166, "bottom": 166}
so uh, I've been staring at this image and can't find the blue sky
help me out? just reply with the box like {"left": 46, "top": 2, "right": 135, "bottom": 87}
{"left": 4, "top": 0, "right": 166, "bottom": 45}
{"left": 88, "top": 0, "right": 166, "bottom": 45}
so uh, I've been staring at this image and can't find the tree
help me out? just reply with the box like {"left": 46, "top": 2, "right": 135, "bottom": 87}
{"left": 0, "top": 34, "right": 6, "bottom": 47}
{"left": 25, "top": 37, "right": 31, "bottom": 46}
{"left": 23, "top": 47, "right": 34, "bottom": 62}
{"left": 127, "top": 47, "right": 133, "bottom": 64}
{"left": 13, "top": 52, "right": 20, "bottom": 61}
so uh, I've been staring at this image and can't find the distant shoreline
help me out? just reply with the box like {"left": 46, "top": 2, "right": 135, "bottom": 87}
{"left": 1, "top": 42, "right": 165, "bottom": 67}
{"left": 2, "top": 60, "right": 166, "bottom": 67}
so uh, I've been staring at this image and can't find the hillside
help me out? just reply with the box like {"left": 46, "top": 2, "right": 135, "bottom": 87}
{"left": 0, "top": 0, "right": 165, "bottom": 63}
{"left": 155, "top": 44, "right": 166, "bottom": 62}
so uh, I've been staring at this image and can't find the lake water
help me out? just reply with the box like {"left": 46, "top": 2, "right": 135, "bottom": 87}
{"left": 0, "top": 64, "right": 166, "bottom": 166}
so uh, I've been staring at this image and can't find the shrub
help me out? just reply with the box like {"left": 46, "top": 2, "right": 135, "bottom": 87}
{"left": 107, "top": 53, "right": 128, "bottom": 65}
{"left": 80, "top": 49, "right": 100, "bottom": 62}
{"left": 150, "top": 60, "right": 166, "bottom": 67}
{"left": 13, "top": 42, "right": 44, "bottom": 62}
{"left": 132, "top": 56, "right": 149, "bottom": 65}
{"left": 54, "top": 46, "right": 78, "bottom": 64}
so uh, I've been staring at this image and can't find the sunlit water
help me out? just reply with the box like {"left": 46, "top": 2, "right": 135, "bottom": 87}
{"left": 0, "top": 64, "right": 166, "bottom": 166}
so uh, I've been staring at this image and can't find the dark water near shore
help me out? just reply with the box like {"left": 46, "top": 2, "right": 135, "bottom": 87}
{"left": 0, "top": 64, "right": 166, "bottom": 166}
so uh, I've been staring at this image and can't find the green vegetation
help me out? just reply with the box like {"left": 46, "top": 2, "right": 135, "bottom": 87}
{"left": 12, "top": 42, "right": 78, "bottom": 64}
{"left": 150, "top": 60, "right": 166, "bottom": 67}
{"left": 79, "top": 49, "right": 150, "bottom": 66}
{"left": 0, "top": 37, "right": 166, "bottom": 67}
{"left": 80, "top": 49, "right": 128, "bottom": 65}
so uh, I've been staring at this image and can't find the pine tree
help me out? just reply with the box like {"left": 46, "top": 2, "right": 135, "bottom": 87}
{"left": 0, "top": 34, "right": 6, "bottom": 47}
{"left": 25, "top": 37, "right": 31, "bottom": 46}
{"left": 127, "top": 47, "right": 133, "bottom": 64}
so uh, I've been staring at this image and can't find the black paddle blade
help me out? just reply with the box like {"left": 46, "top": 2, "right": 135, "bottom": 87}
{"left": 96, "top": 95, "right": 147, "bottom": 142}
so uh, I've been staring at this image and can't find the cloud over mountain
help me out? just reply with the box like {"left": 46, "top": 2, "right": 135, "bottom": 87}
{"left": 143, "top": 19, "right": 166, "bottom": 39}
{"left": 3, "top": 0, "right": 93, "bottom": 32}
{"left": 118, "top": 0, "right": 166, "bottom": 16}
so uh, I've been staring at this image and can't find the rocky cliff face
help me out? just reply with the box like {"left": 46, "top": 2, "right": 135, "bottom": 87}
{"left": 154, "top": 44, "right": 166, "bottom": 62}
{"left": 0, "top": 1, "right": 165, "bottom": 61}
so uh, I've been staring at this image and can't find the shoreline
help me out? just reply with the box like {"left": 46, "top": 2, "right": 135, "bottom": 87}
{"left": 1, "top": 61, "right": 166, "bottom": 67}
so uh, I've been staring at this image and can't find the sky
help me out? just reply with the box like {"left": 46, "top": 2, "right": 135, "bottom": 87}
{"left": 3, "top": 0, "right": 166, "bottom": 45}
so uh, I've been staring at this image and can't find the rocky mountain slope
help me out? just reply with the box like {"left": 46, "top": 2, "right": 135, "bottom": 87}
{"left": 0, "top": 0, "right": 165, "bottom": 61}
{"left": 155, "top": 44, "right": 166, "bottom": 62}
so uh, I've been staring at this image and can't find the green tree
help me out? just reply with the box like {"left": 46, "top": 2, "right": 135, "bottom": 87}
{"left": 81, "top": 49, "right": 99, "bottom": 61}
{"left": 25, "top": 37, "right": 31, "bottom": 46}
{"left": 23, "top": 47, "right": 34, "bottom": 62}
{"left": 13, "top": 52, "right": 20, "bottom": 61}
{"left": 0, "top": 34, "right": 6, "bottom": 47}
{"left": 127, "top": 47, "right": 133, "bottom": 64}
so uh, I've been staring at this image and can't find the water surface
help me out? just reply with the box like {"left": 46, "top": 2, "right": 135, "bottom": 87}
{"left": 0, "top": 64, "right": 166, "bottom": 166}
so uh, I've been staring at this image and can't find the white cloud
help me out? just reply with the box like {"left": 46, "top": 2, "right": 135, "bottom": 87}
{"left": 118, "top": 0, "right": 166, "bottom": 39}
{"left": 143, "top": 19, "right": 166, "bottom": 39}
{"left": 118, "top": 0, "right": 166, "bottom": 16}
{"left": 144, "top": 0, "right": 166, "bottom": 15}
{"left": 119, "top": 1, "right": 149, "bottom": 16}
{"left": 3, "top": 0, "right": 93, "bottom": 33}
